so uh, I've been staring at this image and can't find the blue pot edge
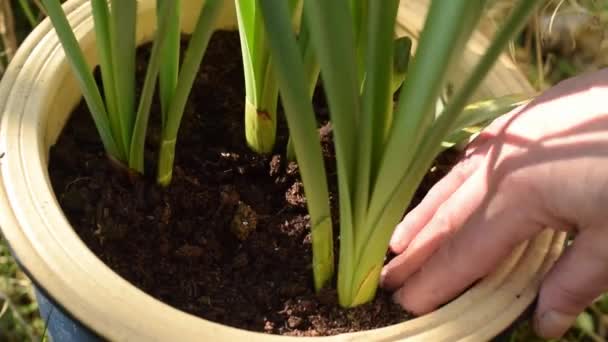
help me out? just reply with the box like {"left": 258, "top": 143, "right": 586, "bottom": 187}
{"left": 3, "top": 239, "right": 105, "bottom": 340}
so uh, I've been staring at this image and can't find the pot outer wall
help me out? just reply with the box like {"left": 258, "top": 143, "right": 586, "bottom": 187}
{"left": 30, "top": 284, "right": 530, "bottom": 341}
{"left": 0, "top": 0, "right": 566, "bottom": 341}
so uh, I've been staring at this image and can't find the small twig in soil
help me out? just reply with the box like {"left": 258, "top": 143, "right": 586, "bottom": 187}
{"left": 64, "top": 176, "right": 91, "bottom": 192}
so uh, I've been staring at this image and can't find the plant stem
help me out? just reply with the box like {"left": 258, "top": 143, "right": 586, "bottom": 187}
{"left": 244, "top": 98, "right": 276, "bottom": 153}
{"left": 158, "top": 0, "right": 180, "bottom": 127}
{"left": 236, "top": 0, "right": 279, "bottom": 154}
{"left": 366, "top": 0, "right": 485, "bottom": 247}
{"left": 340, "top": 0, "right": 486, "bottom": 308}
{"left": 157, "top": 0, "right": 222, "bottom": 186}
{"left": 91, "top": 0, "right": 123, "bottom": 157}
{"left": 350, "top": 0, "right": 367, "bottom": 87}
{"left": 41, "top": 0, "right": 121, "bottom": 160}
{"left": 299, "top": 8, "right": 320, "bottom": 99}
{"left": 109, "top": 0, "right": 136, "bottom": 157}
{"left": 351, "top": 0, "right": 538, "bottom": 307}
{"left": 286, "top": 137, "right": 296, "bottom": 161}
{"left": 17, "top": 0, "right": 38, "bottom": 27}
{"left": 128, "top": 0, "right": 177, "bottom": 173}
{"left": 302, "top": 0, "right": 361, "bottom": 302}
{"left": 346, "top": 0, "right": 399, "bottom": 307}
{"left": 259, "top": 0, "right": 334, "bottom": 291}
{"left": 286, "top": 9, "right": 319, "bottom": 162}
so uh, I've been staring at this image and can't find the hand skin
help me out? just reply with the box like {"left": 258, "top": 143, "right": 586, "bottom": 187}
{"left": 381, "top": 68, "right": 608, "bottom": 339}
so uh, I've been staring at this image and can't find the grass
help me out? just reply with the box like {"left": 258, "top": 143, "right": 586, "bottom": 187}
{"left": 0, "top": 236, "right": 45, "bottom": 341}
{"left": 0, "top": 0, "right": 607, "bottom": 341}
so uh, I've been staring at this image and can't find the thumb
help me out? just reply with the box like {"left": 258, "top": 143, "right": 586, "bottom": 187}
{"left": 534, "top": 228, "right": 608, "bottom": 339}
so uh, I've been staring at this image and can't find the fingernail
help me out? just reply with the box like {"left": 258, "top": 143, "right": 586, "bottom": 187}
{"left": 534, "top": 311, "right": 575, "bottom": 338}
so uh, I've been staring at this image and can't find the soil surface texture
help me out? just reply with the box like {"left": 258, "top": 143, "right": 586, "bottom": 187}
{"left": 48, "top": 31, "right": 459, "bottom": 336}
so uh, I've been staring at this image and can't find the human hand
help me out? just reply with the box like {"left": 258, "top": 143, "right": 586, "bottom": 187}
{"left": 381, "top": 69, "right": 608, "bottom": 339}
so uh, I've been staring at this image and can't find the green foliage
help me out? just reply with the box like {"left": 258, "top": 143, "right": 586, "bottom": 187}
{"left": 16, "top": 0, "right": 38, "bottom": 27}
{"left": 391, "top": 36, "right": 412, "bottom": 93}
{"left": 42, "top": 0, "right": 175, "bottom": 171}
{"left": 259, "top": 0, "right": 541, "bottom": 307}
{"left": 158, "top": 0, "right": 181, "bottom": 127}
{"left": 235, "top": 0, "right": 279, "bottom": 154}
{"left": 156, "top": 0, "right": 223, "bottom": 185}
{"left": 43, "top": 0, "right": 121, "bottom": 159}
{"left": 442, "top": 94, "right": 532, "bottom": 149}
{"left": 2, "top": 0, "right": 608, "bottom": 340}
{"left": 0, "top": 236, "right": 45, "bottom": 341}
{"left": 256, "top": 0, "right": 335, "bottom": 292}
{"left": 43, "top": 0, "right": 221, "bottom": 185}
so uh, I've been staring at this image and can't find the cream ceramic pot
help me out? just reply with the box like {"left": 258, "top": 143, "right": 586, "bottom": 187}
{"left": 0, "top": 0, "right": 565, "bottom": 340}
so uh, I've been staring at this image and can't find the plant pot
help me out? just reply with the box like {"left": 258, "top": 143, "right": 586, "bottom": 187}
{"left": 0, "top": 0, "right": 565, "bottom": 340}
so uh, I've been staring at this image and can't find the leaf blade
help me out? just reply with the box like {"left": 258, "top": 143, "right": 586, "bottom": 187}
{"left": 157, "top": 0, "right": 223, "bottom": 185}
{"left": 158, "top": 0, "right": 181, "bottom": 126}
{"left": 109, "top": 0, "right": 137, "bottom": 155}
{"left": 258, "top": 0, "right": 334, "bottom": 291}
{"left": 129, "top": 0, "right": 178, "bottom": 173}
{"left": 41, "top": 0, "right": 121, "bottom": 159}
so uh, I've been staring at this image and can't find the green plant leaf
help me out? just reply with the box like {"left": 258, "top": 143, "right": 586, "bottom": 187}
{"left": 350, "top": 0, "right": 399, "bottom": 306}
{"left": 350, "top": 0, "right": 368, "bottom": 87}
{"left": 236, "top": 0, "right": 287, "bottom": 154}
{"left": 17, "top": 0, "right": 38, "bottom": 27}
{"left": 41, "top": 0, "right": 121, "bottom": 160}
{"left": 109, "top": 0, "right": 137, "bottom": 154}
{"left": 91, "top": 0, "right": 122, "bottom": 156}
{"left": 368, "top": 0, "right": 486, "bottom": 223}
{"left": 357, "top": 2, "right": 540, "bottom": 305}
{"left": 302, "top": 0, "right": 361, "bottom": 304}
{"left": 258, "top": 0, "right": 334, "bottom": 291}
{"left": 285, "top": 5, "right": 320, "bottom": 162}
{"left": 346, "top": 1, "right": 487, "bottom": 306}
{"left": 401, "top": 0, "right": 541, "bottom": 192}
{"left": 128, "top": 0, "right": 177, "bottom": 173}
{"left": 157, "top": 0, "right": 223, "bottom": 186}
{"left": 298, "top": 5, "right": 320, "bottom": 99}
{"left": 442, "top": 94, "right": 532, "bottom": 148}
{"left": 391, "top": 36, "right": 411, "bottom": 93}
{"left": 451, "top": 94, "right": 531, "bottom": 132}
{"left": 158, "top": 0, "right": 181, "bottom": 127}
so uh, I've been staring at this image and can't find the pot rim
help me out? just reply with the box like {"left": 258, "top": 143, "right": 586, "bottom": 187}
{"left": 0, "top": 0, "right": 565, "bottom": 340}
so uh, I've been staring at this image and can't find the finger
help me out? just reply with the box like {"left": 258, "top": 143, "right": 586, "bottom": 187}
{"left": 389, "top": 148, "right": 486, "bottom": 254}
{"left": 534, "top": 228, "right": 608, "bottom": 339}
{"left": 392, "top": 194, "right": 542, "bottom": 314}
{"left": 381, "top": 164, "right": 488, "bottom": 290}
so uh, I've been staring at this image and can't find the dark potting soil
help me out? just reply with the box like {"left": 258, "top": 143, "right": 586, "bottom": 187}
{"left": 48, "top": 31, "right": 459, "bottom": 336}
